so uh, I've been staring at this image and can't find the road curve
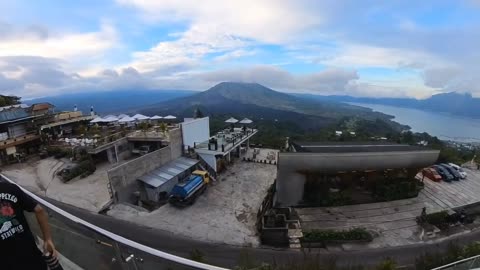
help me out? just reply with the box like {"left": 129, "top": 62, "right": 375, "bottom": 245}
{"left": 44, "top": 198, "right": 478, "bottom": 269}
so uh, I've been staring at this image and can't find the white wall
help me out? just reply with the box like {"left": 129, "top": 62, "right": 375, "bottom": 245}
{"left": 181, "top": 117, "right": 210, "bottom": 150}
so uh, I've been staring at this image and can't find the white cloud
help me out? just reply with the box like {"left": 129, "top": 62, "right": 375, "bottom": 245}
{"left": 116, "top": 0, "right": 321, "bottom": 43}
{"left": 0, "top": 23, "right": 117, "bottom": 60}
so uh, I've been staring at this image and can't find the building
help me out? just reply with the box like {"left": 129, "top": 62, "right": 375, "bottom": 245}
{"left": 275, "top": 141, "right": 440, "bottom": 207}
{"left": 194, "top": 126, "right": 258, "bottom": 174}
{"left": 137, "top": 157, "right": 199, "bottom": 203}
{"left": 0, "top": 103, "right": 54, "bottom": 164}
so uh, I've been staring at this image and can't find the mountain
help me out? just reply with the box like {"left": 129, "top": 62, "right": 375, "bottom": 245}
{"left": 25, "top": 90, "right": 195, "bottom": 114}
{"left": 139, "top": 82, "right": 404, "bottom": 130}
{"left": 297, "top": 92, "right": 480, "bottom": 119}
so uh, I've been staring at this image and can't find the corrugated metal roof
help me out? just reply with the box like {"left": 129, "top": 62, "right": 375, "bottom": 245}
{"left": 0, "top": 108, "right": 30, "bottom": 123}
{"left": 137, "top": 157, "right": 199, "bottom": 188}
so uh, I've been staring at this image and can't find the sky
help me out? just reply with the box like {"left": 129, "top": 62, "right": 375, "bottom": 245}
{"left": 1, "top": 0, "right": 480, "bottom": 99}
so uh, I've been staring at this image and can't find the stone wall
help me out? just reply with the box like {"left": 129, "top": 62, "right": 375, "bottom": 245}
{"left": 108, "top": 146, "right": 173, "bottom": 203}
{"left": 168, "top": 127, "right": 182, "bottom": 159}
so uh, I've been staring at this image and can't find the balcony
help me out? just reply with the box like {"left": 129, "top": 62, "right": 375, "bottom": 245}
{"left": 194, "top": 128, "right": 257, "bottom": 154}
{"left": 0, "top": 173, "right": 227, "bottom": 270}
{"left": 0, "top": 132, "right": 40, "bottom": 150}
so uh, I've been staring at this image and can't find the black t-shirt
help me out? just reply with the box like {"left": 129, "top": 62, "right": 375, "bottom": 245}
{"left": 0, "top": 182, "right": 47, "bottom": 270}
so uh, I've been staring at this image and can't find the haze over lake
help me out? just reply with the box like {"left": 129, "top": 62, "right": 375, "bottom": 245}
{"left": 350, "top": 103, "right": 480, "bottom": 143}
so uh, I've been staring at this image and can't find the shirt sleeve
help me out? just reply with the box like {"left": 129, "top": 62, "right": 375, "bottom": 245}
{"left": 13, "top": 184, "right": 38, "bottom": 212}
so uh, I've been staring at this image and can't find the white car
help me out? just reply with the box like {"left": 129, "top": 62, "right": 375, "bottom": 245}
{"left": 449, "top": 163, "right": 467, "bottom": 179}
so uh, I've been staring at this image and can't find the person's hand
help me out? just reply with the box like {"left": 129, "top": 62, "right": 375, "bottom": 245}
{"left": 44, "top": 239, "right": 57, "bottom": 257}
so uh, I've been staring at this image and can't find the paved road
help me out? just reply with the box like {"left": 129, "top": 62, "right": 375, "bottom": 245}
{"left": 40, "top": 197, "right": 480, "bottom": 269}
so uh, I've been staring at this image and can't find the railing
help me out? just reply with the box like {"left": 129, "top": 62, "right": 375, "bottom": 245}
{"left": 0, "top": 173, "right": 229, "bottom": 270}
{"left": 431, "top": 255, "right": 480, "bottom": 270}
{"left": 0, "top": 132, "right": 40, "bottom": 148}
{"left": 195, "top": 128, "right": 257, "bottom": 153}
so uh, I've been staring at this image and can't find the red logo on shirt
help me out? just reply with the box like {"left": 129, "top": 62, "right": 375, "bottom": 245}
{"left": 0, "top": 204, "right": 14, "bottom": 217}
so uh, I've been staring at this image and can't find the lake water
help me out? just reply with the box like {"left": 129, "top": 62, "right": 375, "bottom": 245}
{"left": 349, "top": 102, "right": 480, "bottom": 142}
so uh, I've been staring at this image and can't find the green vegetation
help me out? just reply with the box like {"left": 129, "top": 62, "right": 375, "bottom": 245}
{"left": 415, "top": 242, "right": 480, "bottom": 270}
{"left": 46, "top": 146, "right": 72, "bottom": 159}
{"left": 0, "top": 95, "right": 21, "bottom": 106}
{"left": 231, "top": 242, "right": 480, "bottom": 270}
{"left": 417, "top": 210, "right": 450, "bottom": 229}
{"left": 372, "top": 178, "right": 422, "bottom": 202}
{"left": 55, "top": 148, "right": 96, "bottom": 182}
{"left": 302, "top": 228, "right": 373, "bottom": 242}
{"left": 189, "top": 249, "right": 206, "bottom": 263}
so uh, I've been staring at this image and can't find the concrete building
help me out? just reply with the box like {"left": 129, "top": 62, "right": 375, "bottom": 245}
{"left": 181, "top": 117, "right": 210, "bottom": 152}
{"left": 107, "top": 127, "right": 183, "bottom": 203}
{"left": 137, "top": 157, "right": 199, "bottom": 203}
{"left": 194, "top": 127, "right": 258, "bottom": 174}
{"left": 0, "top": 103, "right": 54, "bottom": 164}
{"left": 275, "top": 141, "right": 440, "bottom": 207}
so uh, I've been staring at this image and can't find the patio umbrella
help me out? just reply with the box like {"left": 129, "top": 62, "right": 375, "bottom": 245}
{"left": 132, "top": 113, "right": 150, "bottom": 121}
{"left": 150, "top": 115, "right": 163, "bottom": 120}
{"left": 164, "top": 115, "right": 177, "bottom": 120}
{"left": 90, "top": 117, "right": 105, "bottom": 123}
{"left": 117, "top": 113, "right": 129, "bottom": 119}
{"left": 119, "top": 116, "right": 135, "bottom": 123}
{"left": 239, "top": 118, "right": 253, "bottom": 124}
{"left": 102, "top": 116, "right": 119, "bottom": 122}
{"left": 225, "top": 117, "right": 238, "bottom": 123}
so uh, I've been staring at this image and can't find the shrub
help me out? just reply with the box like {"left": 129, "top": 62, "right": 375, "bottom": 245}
{"left": 419, "top": 211, "right": 450, "bottom": 229}
{"left": 60, "top": 160, "right": 96, "bottom": 182}
{"left": 303, "top": 228, "right": 372, "bottom": 242}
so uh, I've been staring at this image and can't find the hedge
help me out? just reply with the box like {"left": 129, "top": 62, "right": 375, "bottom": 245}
{"left": 60, "top": 160, "right": 96, "bottom": 182}
{"left": 303, "top": 228, "right": 373, "bottom": 242}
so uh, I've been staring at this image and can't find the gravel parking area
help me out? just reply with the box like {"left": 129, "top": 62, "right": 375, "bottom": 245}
{"left": 108, "top": 159, "right": 277, "bottom": 246}
{"left": 1, "top": 157, "right": 112, "bottom": 212}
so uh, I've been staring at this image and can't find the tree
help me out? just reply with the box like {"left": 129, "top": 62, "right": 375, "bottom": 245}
{"left": 194, "top": 107, "right": 204, "bottom": 118}
{"left": 0, "top": 95, "right": 21, "bottom": 106}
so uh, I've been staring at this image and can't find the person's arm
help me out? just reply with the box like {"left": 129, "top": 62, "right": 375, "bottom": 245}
{"left": 34, "top": 204, "right": 57, "bottom": 256}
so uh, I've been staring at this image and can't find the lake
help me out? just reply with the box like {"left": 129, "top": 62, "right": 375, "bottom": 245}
{"left": 349, "top": 102, "right": 480, "bottom": 142}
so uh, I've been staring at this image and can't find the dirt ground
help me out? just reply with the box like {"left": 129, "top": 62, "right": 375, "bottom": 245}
{"left": 1, "top": 157, "right": 111, "bottom": 212}
{"left": 107, "top": 158, "right": 277, "bottom": 247}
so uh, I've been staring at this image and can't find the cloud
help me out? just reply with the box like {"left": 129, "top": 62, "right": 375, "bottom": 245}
{"left": 116, "top": 0, "right": 321, "bottom": 43}
{"left": 197, "top": 65, "right": 359, "bottom": 94}
{"left": 0, "top": 23, "right": 117, "bottom": 60}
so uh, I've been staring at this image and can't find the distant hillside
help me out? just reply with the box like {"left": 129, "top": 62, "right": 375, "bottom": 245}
{"left": 26, "top": 90, "right": 195, "bottom": 114}
{"left": 140, "top": 82, "right": 395, "bottom": 122}
{"left": 298, "top": 92, "right": 480, "bottom": 119}
{"left": 139, "top": 82, "right": 407, "bottom": 133}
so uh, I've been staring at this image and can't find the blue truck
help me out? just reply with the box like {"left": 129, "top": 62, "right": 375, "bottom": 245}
{"left": 169, "top": 170, "right": 210, "bottom": 206}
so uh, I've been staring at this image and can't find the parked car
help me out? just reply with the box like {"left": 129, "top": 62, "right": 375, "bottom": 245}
{"left": 432, "top": 165, "right": 454, "bottom": 182}
{"left": 448, "top": 163, "right": 467, "bottom": 179}
{"left": 422, "top": 168, "right": 442, "bottom": 182}
{"left": 440, "top": 164, "right": 461, "bottom": 181}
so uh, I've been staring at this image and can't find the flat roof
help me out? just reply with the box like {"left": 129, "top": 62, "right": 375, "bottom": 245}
{"left": 137, "top": 157, "right": 199, "bottom": 188}
{"left": 291, "top": 141, "right": 430, "bottom": 153}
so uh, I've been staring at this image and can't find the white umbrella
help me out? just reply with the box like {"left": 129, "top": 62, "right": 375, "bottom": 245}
{"left": 239, "top": 118, "right": 253, "bottom": 124}
{"left": 102, "top": 116, "right": 119, "bottom": 122}
{"left": 132, "top": 113, "right": 150, "bottom": 120}
{"left": 119, "top": 116, "right": 135, "bottom": 123}
{"left": 117, "top": 114, "right": 129, "bottom": 119}
{"left": 225, "top": 117, "right": 238, "bottom": 123}
{"left": 164, "top": 115, "right": 177, "bottom": 120}
{"left": 150, "top": 115, "right": 163, "bottom": 120}
{"left": 90, "top": 117, "right": 105, "bottom": 123}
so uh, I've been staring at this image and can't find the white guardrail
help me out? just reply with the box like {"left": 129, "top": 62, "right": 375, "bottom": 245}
{"left": 0, "top": 173, "right": 229, "bottom": 270}
{"left": 431, "top": 254, "right": 480, "bottom": 270}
